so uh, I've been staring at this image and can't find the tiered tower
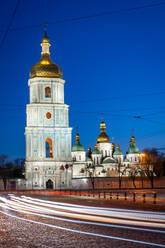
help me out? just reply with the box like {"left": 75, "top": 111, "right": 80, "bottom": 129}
{"left": 25, "top": 29, "right": 72, "bottom": 189}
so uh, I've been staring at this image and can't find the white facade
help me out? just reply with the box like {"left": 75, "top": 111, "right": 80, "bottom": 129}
{"left": 71, "top": 123, "right": 140, "bottom": 179}
{"left": 126, "top": 153, "right": 140, "bottom": 163}
{"left": 25, "top": 32, "right": 72, "bottom": 190}
{"left": 25, "top": 31, "right": 142, "bottom": 189}
{"left": 97, "top": 143, "right": 112, "bottom": 157}
{"left": 72, "top": 151, "right": 86, "bottom": 163}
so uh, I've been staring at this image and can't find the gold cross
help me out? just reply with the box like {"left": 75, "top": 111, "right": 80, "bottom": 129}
{"left": 44, "top": 23, "right": 47, "bottom": 32}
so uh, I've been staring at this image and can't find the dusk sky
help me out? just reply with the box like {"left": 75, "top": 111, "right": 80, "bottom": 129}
{"left": 1, "top": 0, "right": 165, "bottom": 159}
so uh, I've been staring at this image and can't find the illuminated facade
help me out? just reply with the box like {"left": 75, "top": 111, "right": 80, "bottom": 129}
{"left": 25, "top": 30, "right": 72, "bottom": 189}
{"left": 72, "top": 120, "right": 140, "bottom": 179}
{"left": 25, "top": 30, "right": 141, "bottom": 190}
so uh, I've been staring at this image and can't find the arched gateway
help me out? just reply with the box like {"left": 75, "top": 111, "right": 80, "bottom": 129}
{"left": 46, "top": 179, "right": 53, "bottom": 189}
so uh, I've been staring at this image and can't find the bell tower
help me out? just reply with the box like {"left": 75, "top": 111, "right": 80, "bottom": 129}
{"left": 25, "top": 29, "right": 72, "bottom": 189}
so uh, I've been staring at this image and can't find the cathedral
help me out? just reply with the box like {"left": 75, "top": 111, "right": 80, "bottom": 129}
{"left": 25, "top": 30, "right": 141, "bottom": 189}
{"left": 72, "top": 122, "right": 140, "bottom": 179}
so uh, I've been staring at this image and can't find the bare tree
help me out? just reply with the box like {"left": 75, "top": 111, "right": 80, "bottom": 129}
{"left": 14, "top": 158, "right": 25, "bottom": 167}
{"left": 140, "top": 148, "right": 164, "bottom": 189}
{"left": 116, "top": 161, "right": 126, "bottom": 189}
{"left": 0, "top": 167, "right": 12, "bottom": 190}
{"left": 128, "top": 165, "right": 141, "bottom": 189}
{"left": 0, "top": 154, "right": 9, "bottom": 190}
{"left": 85, "top": 164, "right": 96, "bottom": 191}
{"left": 0, "top": 155, "right": 25, "bottom": 190}
{"left": 0, "top": 154, "right": 8, "bottom": 167}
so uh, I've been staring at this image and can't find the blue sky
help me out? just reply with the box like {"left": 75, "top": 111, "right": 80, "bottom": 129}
{"left": 1, "top": 0, "right": 165, "bottom": 159}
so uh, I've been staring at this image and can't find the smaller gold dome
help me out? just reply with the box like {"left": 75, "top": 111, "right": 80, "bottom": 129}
{"left": 97, "top": 121, "right": 110, "bottom": 143}
{"left": 94, "top": 144, "right": 98, "bottom": 150}
{"left": 76, "top": 133, "right": 80, "bottom": 142}
{"left": 112, "top": 143, "right": 115, "bottom": 150}
{"left": 130, "top": 136, "right": 135, "bottom": 144}
{"left": 88, "top": 146, "right": 91, "bottom": 153}
{"left": 116, "top": 144, "right": 120, "bottom": 149}
{"left": 30, "top": 30, "right": 63, "bottom": 79}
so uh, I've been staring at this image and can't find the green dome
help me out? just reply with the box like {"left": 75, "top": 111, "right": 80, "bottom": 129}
{"left": 113, "top": 144, "right": 123, "bottom": 156}
{"left": 127, "top": 136, "right": 139, "bottom": 154}
{"left": 128, "top": 143, "right": 139, "bottom": 154}
{"left": 113, "top": 149, "right": 123, "bottom": 155}
{"left": 92, "top": 149, "right": 101, "bottom": 155}
{"left": 72, "top": 143, "right": 84, "bottom": 152}
{"left": 72, "top": 133, "right": 84, "bottom": 152}
{"left": 103, "top": 157, "right": 116, "bottom": 164}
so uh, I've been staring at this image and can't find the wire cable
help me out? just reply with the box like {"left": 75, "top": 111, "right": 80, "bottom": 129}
{"left": 0, "top": 1, "right": 165, "bottom": 33}
{"left": 0, "top": 0, "right": 21, "bottom": 48}
{"left": 69, "top": 91, "right": 165, "bottom": 105}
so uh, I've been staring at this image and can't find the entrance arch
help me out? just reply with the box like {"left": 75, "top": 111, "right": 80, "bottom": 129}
{"left": 46, "top": 179, "right": 53, "bottom": 189}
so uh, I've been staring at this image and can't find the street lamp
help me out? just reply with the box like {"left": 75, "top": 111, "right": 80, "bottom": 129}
{"left": 138, "top": 153, "right": 146, "bottom": 189}
{"left": 139, "top": 153, "right": 145, "bottom": 164}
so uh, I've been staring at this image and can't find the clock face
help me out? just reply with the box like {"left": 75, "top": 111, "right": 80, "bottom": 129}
{"left": 46, "top": 112, "right": 51, "bottom": 119}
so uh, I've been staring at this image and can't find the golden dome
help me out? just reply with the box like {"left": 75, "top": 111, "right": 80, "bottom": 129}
{"left": 94, "top": 144, "right": 98, "bottom": 150}
{"left": 97, "top": 121, "right": 110, "bottom": 143}
{"left": 112, "top": 143, "right": 115, "bottom": 150}
{"left": 116, "top": 144, "right": 120, "bottom": 149}
{"left": 30, "top": 30, "right": 63, "bottom": 79}
{"left": 88, "top": 146, "right": 91, "bottom": 153}
{"left": 130, "top": 136, "right": 135, "bottom": 144}
{"left": 76, "top": 133, "right": 80, "bottom": 142}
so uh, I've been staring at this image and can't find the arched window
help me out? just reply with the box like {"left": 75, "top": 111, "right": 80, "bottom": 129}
{"left": 46, "top": 138, "right": 53, "bottom": 158}
{"left": 45, "top": 87, "right": 51, "bottom": 98}
{"left": 73, "top": 157, "right": 76, "bottom": 162}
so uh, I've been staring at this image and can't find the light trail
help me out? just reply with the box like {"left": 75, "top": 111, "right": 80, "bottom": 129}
{"left": 3, "top": 200, "right": 165, "bottom": 228}
{"left": 0, "top": 210, "right": 165, "bottom": 248}
{"left": 12, "top": 195, "right": 165, "bottom": 220}
{"left": 0, "top": 197, "right": 165, "bottom": 228}
{"left": 0, "top": 201, "right": 165, "bottom": 234}
{"left": 1, "top": 195, "right": 165, "bottom": 228}
{"left": 0, "top": 194, "right": 165, "bottom": 247}
{"left": 20, "top": 195, "right": 165, "bottom": 216}
{"left": 9, "top": 196, "right": 165, "bottom": 224}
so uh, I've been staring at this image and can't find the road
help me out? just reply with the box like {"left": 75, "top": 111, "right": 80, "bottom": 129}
{"left": 0, "top": 193, "right": 165, "bottom": 248}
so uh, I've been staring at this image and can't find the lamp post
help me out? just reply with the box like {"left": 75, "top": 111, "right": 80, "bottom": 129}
{"left": 139, "top": 153, "right": 146, "bottom": 188}
{"left": 60, "top": 165, "right": 64, "bottom": 190}
{"left": 65, "top": 164, "right": 69, "bottom": 188}
{"left": 139, "top": 153, "right": 145, "bottom": 164}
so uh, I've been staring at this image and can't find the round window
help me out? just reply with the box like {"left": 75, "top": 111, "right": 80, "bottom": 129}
{"left": 46, "top": 112, "right": 51, "bottom": 119}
